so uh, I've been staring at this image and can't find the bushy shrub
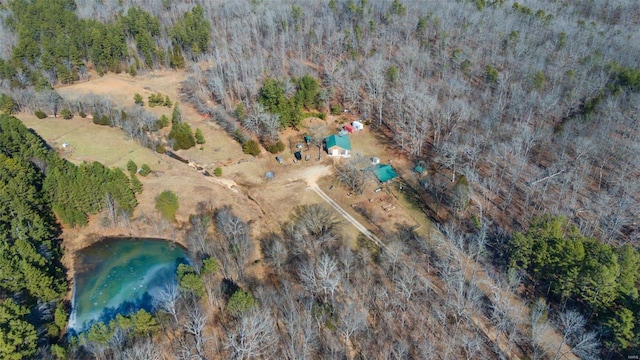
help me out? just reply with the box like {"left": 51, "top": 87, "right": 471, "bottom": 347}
{"left": 130, "top": 174, "right": 143, "bottom": 193}
{"left": 148, "top": 93, "right": 165, "bottom": 107}
{"left": 163, "top": 95, "right": 172, "bottom": 107}
{"left": 234, "top": 129, "right": 248, "bottom": 144}
{"left": 214, "top": 167, "right": 222, "bottom": 177}
{"left": 243, "top": 139, "right": 261, "bottom": 156}
{"left": 92, "top": 114, "right": 111, "bottom": 126}
{"left": 169, "top": 122, "right": 196, "bottom": 150}
{"left": 139, "top": 164, "right": 152, "bottom": 176}
{"left": 155, "top": 190, "right": 179, "bottom": 221}
{"left": 330, "top": 103, "right": 342, "bottom": 115}
{"left": 35, "top": 110, "right": 47, "bottom": 119}
{"left": 195, "top": 128, "right": 205, "bottom": 144}
{"left": 159, "top": 114, "right": 169, "bottom": 128}
{"left": 266, "top": 140, "right": 286, "bottom": 154}
{"left": 266, "top": 143, "right": 279, "bottom": 154}
{"left": 60, "top": 108, "right": 73, "bottom": 119}
{"left": 134, "top": 93, "right": 144, "bottom": 106}
{"left": 126, "top": 159, "right": 138, "bottom": 174}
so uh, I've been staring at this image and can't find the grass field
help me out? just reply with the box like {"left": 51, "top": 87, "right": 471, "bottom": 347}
{"left": 19, "top": 113, "right": 165, "bottom": 170}
{"left": 56, "top": 69, "right": 248, "bottom": 170}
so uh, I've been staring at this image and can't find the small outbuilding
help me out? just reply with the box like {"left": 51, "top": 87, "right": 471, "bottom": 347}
{"left": 275, "top": 156, "right": 283, "bottom": 164}
{"left": 324, "top": 134, "right": 352, "bottom": 158}
{"left": 344, "top": 124, "right": 355, "bottom": 133}
{"left": 352, "top": 121, "right": 364, "bottom": 131}
{"left": 265, "top": 171, "right": 275, "bottom": 180}
{"left": 373, "top": 164, "right": 399, "bottom": 183}
{"left": 294, "top": 151, "right": 302, "bottom": 161}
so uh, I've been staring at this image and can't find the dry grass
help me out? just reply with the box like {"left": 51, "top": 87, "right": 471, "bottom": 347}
{"left": 57, "top": 69, "right": 248, "bottom": 169}
{"left": 19, "top": 114, "right": 164, "bottom": 168}
{"left": 17, "top": 70, "right": 438, "bottom": 283}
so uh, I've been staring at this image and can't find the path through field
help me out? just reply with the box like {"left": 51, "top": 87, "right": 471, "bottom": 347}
{"left": 309, "top": 185, "right": 382, "bottom": 246}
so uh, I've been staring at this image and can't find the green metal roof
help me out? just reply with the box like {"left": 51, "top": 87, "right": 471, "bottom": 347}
{"left": 324, "top": 134, "right": 351, "bottom": 150}
{"left": 373, "top": 164, "right": 398, "bottom": 183}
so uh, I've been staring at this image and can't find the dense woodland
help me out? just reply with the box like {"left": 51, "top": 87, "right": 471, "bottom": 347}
{"left": 1, "top": 0, "right": 639, "bottom": 359}
{"left": 0, "top": 115, "right": 138, "bottom": 358}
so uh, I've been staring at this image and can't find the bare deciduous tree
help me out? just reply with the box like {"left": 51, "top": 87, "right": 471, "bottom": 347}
{"left": 530, "top": 298, "right": 550, "bottom": 360}
{"left": 553, "top": 309, "right": 600, "bottom": 360}
{"left": 181, "top": 299, "right": 209, "bottom": 359}
{"left": 153, "top": 281, "right": 181, "bottom": 324}
{"left": 260, "top": 232, "right": 288, "bottom": 275}
{"left": 338, "top": 302, "right": 368, "bottom": 349}
{"left": 122, "top": 339, "right": 162, "bottom": 360}
{"left": 336, "top": 157, "right": 373, "bottom": 195}
{"left": 225, "top": 311, "right": 276, "bottom": 360}
{"left": 214, "top": 206, "right": 253, "bottom": 280}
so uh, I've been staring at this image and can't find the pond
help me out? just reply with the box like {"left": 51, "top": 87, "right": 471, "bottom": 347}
{"left": 68, "top": 238, "right": 188, "bottom": 334}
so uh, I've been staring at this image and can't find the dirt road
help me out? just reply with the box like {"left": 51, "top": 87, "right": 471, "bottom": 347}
{"left": 308, "top": 185, "right": 382, "bottom": 246}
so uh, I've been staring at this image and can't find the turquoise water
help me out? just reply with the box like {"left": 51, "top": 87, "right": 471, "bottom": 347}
{"left": 69, "top": 238, "right": 188, "bottom": 334}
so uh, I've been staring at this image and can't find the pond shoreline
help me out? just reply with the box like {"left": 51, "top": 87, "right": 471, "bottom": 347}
{"left": 68, "top": 237, "right": 189, "bottom": 334}
{"left": 60, "top": 216, "right": 189, "bottom": 303}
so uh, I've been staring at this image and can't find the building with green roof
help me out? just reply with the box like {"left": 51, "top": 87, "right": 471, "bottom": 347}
{"left": 373, "top": 164, "right": 398, "bottom": 183}
{"left": 324, "top": 134, "right": 351, "bottom": 157}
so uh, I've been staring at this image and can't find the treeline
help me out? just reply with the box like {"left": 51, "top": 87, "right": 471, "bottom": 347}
{"left": 0, "top": 113, "right": 140, "bottom": 358}
{"left": 0, "top": 114, "right": 67, "bottom": 359}
{"left": 509, "top": 216, "right": 640, "bottom": 351}
{"left": 0, "top": 115, "right": 138, "bottom": 227}
{"left": 0, "top": 0, "right": 210, "bottom": 87}
{"left": 45, "top": 161, "right": 137, "bottom": 227}
{"left": 19, "top": 90, "right": 201, "bottom": 153}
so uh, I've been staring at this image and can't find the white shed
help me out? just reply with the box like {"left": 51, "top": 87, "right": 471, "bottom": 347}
{"left": 352, "top": 120, "right": 364, "bottom": 131}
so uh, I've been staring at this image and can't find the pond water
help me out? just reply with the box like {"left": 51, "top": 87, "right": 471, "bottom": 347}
{"left": 68, "top": 238, "right": 188, "bottom": 334}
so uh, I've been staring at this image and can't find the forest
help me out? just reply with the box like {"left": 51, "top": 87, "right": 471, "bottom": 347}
{"left": 0, "top": 0, "right": 639, "bottom": 359}
{"left": 0, "top": 114, "right": 138, "bottom": 358}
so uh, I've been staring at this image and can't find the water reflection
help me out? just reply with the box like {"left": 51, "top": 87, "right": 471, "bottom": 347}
{"left": 69, "top": 238, "right": 188, "bottom": 334}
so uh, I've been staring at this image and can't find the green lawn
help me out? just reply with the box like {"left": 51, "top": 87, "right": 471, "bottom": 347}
{"left": 18, "top": 114, "right": 164, "bottom": 170}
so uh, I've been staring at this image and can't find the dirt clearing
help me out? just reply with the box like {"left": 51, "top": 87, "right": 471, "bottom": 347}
{"left": 18, "top": 71, "right": 432, "bottom": 298}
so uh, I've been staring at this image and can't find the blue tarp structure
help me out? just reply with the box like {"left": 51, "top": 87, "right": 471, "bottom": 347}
{"left": 373, "top": 164, "right": 398, "bottom": 183}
